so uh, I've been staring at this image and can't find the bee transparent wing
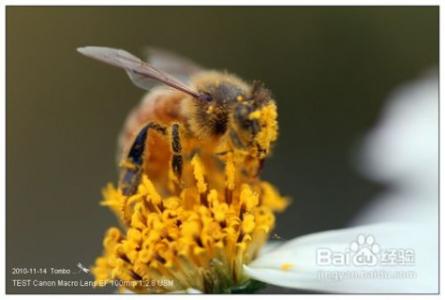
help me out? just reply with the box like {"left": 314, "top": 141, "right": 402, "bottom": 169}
{"left": 144, "top": 47, "right": 203, "bottom": 84}
{"left": 77, "top": 46, "right": 200, "bottom": 98}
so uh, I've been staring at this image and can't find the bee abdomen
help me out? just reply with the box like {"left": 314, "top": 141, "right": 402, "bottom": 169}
{"left": 117, "top": 87, "right": 184, "bottom": 163}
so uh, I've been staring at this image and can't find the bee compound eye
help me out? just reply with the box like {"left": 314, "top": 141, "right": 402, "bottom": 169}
{"left": 198, "top": 92, "right": 213, "bottom": 102}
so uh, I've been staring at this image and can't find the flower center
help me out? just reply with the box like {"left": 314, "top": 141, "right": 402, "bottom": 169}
{"left": 92, "top": 153, "right": 286, "bottom": 293}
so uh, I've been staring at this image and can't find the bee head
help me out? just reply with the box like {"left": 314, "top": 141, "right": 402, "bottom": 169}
{"left": 230, "top": 81, "right": 277, "bottom": 157}
{"left": 233, "top": 81, "right": 272, "bottom": 135}
{"left": 191, "top": 73, "right": 277, "bottom": 155}
{"left": 191, "top": 72, "right": 249, "bottom": 137}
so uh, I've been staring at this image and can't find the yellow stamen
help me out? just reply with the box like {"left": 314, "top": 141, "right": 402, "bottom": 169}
{"left": 191, "top": 155, "right": 207, "bottom": 194}
{"left": 93, "top": 152, "right": 287, "bottom": 293}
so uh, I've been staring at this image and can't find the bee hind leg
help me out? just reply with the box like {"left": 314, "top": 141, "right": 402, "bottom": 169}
{"left": 119, "top": 122, "right": 167, "bottom": 196}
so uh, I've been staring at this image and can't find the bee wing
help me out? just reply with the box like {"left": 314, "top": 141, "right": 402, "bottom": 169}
{"left": 77, "top": 46, "right": 200, "bottom": 98}
{"left": 144, "top": 47, "right": 203, "bottom": 84}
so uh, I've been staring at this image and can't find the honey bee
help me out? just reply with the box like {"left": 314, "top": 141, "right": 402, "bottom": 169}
{"left": 77, "top": 46, "right": 278, "bottom": 196}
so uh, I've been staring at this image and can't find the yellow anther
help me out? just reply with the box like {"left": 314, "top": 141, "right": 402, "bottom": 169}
{"left": 240, "top": 184, "right": 259, "bottom": 211}
{"left": 141, "top": 176, "right": 161, "bottom": 205}
{"left": 127, "top": 228, "right": 142, "bottom": 243}
{"left": 163, "top": 197, "right": 180, "bottom": 210}
{"left": 261, "top": 182, "right": 288, "bottom": 212}
{"left": 225, "top": 152, "right": 235, "bottom": 191}
{"left": 191, "top": 155, "right": 207, "bottom": 194}
{"left": 93, "top": 152, "right": 287, "bottom": 293}
{"left": 241, "top": 213, "right": 255, "bottom": 234}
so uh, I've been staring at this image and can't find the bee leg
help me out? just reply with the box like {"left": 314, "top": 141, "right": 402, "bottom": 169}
{"left": 119, "top": 122, "right": 167, "bottom": 196}
{"left": 256, "top": 158, "right": 266, "bottom": 176}
{"left": 171, "top": 123, "right": 183, "bottom": 179}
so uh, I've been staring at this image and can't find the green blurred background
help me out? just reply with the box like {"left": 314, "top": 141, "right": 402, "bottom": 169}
{"left": 6, "top": 6, "right": 438, "bottom": 293}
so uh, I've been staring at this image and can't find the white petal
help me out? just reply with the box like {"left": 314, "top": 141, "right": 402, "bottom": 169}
{"left": 245, "top": 223, "right": 437, "bottom": 293}
{"left": 357, "top": 70, "right": 438, "bottom": 190}
{"left": 259, "top": 241, "right": 283, "bottom": 256}
{"left": 352, "top": 70, "right": 438, "bottom": 226}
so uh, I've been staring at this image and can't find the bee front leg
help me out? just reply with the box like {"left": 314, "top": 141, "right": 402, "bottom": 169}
{"left": 119, "top": 122, "right": 167, "bottom": 196}
{"left": 170, "top": 123, "right": 183, "bottom": 179}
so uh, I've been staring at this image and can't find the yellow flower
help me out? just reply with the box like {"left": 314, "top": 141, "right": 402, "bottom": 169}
{"left": 92, "top": 153, "right": 287, "bottom": 293}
